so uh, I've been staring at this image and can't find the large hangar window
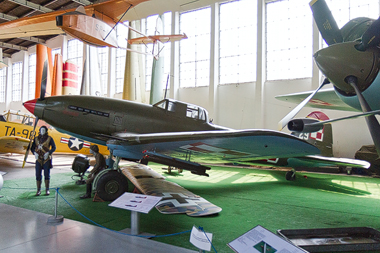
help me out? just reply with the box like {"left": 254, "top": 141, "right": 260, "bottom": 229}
{"left": 115, "top": 47, "right": 126, "bottom": 94}
{"left": 179, "top": 7, "right": 211, "bottom": 88}
{"left": 12, "top": 62, "right": 22, "bottom": 102}
{"left": 321, "top": 0, "right": 380, "bottom": 48}
{"left": 115, "top": 22, "right": 128, "bottom": 94}
{"left": 219, "top": 0, "right": 257, "bottom": 85}
{"left": 28, "top": 53, "right": 36, "bottom": 100}
{"left": 98, "top": 46, "right": 109, "bottom": 96}
{"left": 266, "top": 0, "right": 312, "bottom": 81}
{"left": 67, "top": 39, "right": 83, "bottom": 83}
{"left": 325, "top": 0, "right": 380, "bottom": 29}
{"left": 0, "top": 68, "right": 5, "bottom": 103}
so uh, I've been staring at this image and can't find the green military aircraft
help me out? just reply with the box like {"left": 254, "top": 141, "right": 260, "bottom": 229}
{"left": 22, "top": 94, "right": 320, "bottom": 213}
{"left": 23, "top": 96, "right": 320, "bottom": 175}
{"left": 23, "top": 93, "right": 371, "bottom": 215}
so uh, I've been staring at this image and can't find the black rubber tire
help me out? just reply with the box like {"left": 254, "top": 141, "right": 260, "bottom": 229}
{"left": 96, "top": 171, "right": 128, "bottom": 201}
{"left": 285, "top": 171, "right": 296, "bottom": 181}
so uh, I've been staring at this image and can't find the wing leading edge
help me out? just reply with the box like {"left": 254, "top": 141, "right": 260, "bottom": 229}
{"left": 0, "top": 136, "right": 30, "bottom": 154}
{"left": 107, "top": 129, "right": 321, "bottom": 163}
{"left": 275, "top": 88, "right": 357, "bottom": 112}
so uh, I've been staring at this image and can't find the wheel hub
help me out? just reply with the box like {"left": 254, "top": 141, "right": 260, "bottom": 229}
{"left": 105, "top": 180, "right": 119, "bottom": 194}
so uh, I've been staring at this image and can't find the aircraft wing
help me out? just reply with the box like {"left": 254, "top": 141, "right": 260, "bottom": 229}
{"left": 128, "top": 34, "right": 187, "bottom": 44}
{"left": 0, "top": 0, "right": 148, "bottom": 40}
{"left": 275, "top": 88, "right": 357, "bottom": 112}
{"left": 0, "top": 136, "right": 30, "bottom": 154}
{"left": 121, "top": 163, "right": 222, "bottom": 216}
{"left": 107, "top": 129, "right": 320, "bottom": 163}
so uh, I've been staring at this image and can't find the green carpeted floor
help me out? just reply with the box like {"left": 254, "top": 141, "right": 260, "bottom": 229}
{"left": 1, "top": 164, "right": 380, "bottom": 252}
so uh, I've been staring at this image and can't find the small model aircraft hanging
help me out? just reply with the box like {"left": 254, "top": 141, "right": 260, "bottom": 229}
{"left": 127, "top": 27, "right": 187, "bottom": 59}
{"left": 277, "top": 0, "right": 380, "bottom": 157}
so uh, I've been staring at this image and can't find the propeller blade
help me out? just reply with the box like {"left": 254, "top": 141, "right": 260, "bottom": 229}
{"left": 23, "top": 59, "right": 47, "bottom": 167}
{"left": 22, "top": 117, "right": 39, "bottom": 168}
{"left": 310, "top": 0, "right": 343, "bottom": 45}
{"left": 278, "top": 78, "right": 330, "bottom": 130}
{"left": 355, "top": 17, "right": 380, "bottom": 51}
{"left": 346, "top": 76, "right": 380, "bottom": 157}
{"left": 39, "top": 60, "right": 48, "bottom": 100}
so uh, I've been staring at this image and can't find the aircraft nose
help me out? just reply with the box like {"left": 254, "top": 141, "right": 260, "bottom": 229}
{"left": 23, "top": 98, "right": 44, "bottom": 118}
{"left": 23, "top": 98, "right": 37, "bottom": 114}
{"left": 314, "top": 41, "right": 380, "bottom": 95}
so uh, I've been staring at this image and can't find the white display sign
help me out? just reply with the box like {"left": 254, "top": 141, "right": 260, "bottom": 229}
{"left": 190, "top": 226, "right": 213, "bottom": 252}
{"left": 228, "top": 225, "right": 307, "bottom": 253}
{"left": 109, "top": 192, "right": 162, "bottom": 214}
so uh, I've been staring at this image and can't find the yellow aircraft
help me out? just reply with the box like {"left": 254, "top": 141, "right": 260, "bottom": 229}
{"left": 0, "top": 110, "right": 108, "bottom": 156}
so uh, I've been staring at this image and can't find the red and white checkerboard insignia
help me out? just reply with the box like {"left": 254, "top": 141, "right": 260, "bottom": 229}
{"left": 180, "top": 142, "right": 249, "bottom": 156}
{"left": 309, "top": 128, "right": 324, "bottom": 142}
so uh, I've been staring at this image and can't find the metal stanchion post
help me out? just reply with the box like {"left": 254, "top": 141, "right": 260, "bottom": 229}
{"left": 131, "top": 211, "right": 140, "bottom": 235}
{"left": 48, "top": 187, "right": 64, "bottom": 224}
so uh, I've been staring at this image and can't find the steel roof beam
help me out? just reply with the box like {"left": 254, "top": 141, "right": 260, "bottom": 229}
{"left": 19, "top": 37, "right": 46, "bottom": 44}
{"left": 0, "top": 42, "right": 27, "bottom": 51}
{"left": 71, "top": 0, "right": 92, "bottom": 6}
{"left": 0, "top": 12, "right": 18, "bottom": 21}
{"left": 7, "top": 0, "right": 53, "bottom": 13}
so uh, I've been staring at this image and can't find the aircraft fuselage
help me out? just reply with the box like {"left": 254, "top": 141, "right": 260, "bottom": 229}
{"left": 24, "top": 96, "right": 227, "bottom": 146}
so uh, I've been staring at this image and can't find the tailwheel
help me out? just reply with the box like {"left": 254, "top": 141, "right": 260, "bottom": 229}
{"left": 285, "top": 170, "right": 296, "bottom": 181}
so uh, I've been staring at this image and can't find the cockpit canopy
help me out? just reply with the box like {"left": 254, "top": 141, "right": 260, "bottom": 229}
{"left": 154, "top": 99, "right": 209, "bottom": 122}
{"left": 1, "top": 110, "right": 35, "bottom": 125}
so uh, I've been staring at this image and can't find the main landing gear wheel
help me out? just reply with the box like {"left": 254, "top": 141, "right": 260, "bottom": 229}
{"left": 285, "top": 170, "right": 296, "bottom": 181}
{"left": 96, "top": 171, "right": 128, "bottom": 201}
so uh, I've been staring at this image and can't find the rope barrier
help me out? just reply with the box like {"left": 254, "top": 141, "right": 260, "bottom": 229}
{"left": 199, "top": 226, "right": 217, "bottom": 253}
{"left": 57, "top": 189, "right": 191, "bottom": 238}
{"left": 2, "top": 185, "right": 192, "bottom": 239}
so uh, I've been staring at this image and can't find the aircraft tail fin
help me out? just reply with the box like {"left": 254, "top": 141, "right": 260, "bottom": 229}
{"left": 292, "top": 111, "right": 333, "bottom": 157}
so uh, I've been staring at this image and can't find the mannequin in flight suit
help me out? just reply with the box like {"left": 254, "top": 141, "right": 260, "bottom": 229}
{"left": 80, "top": 144, "right": 106, "bottom": 199}
{"left": 31, "top": 126, "right": 56, "bottom": 196}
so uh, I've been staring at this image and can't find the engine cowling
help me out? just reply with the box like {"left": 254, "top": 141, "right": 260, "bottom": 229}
{"left": 287, "top": 118, "right": 323, "bottom": 133}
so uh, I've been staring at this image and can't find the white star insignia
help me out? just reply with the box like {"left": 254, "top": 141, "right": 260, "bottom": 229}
{"left": 69, "top": 138, "right": 82, "bottom": 150}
